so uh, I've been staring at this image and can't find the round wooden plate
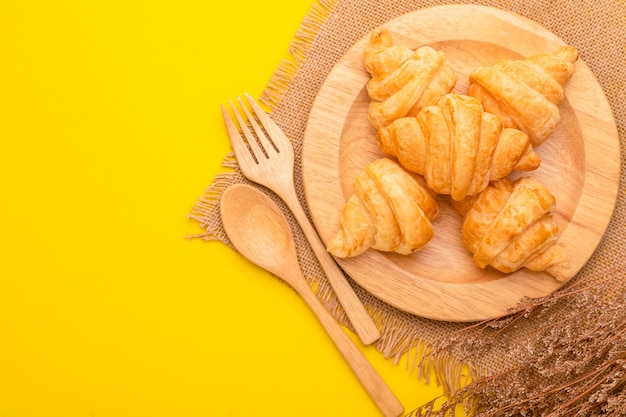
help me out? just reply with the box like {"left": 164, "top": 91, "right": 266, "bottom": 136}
{"left": 301, "top": 5, "right": 620, "bottom": 322}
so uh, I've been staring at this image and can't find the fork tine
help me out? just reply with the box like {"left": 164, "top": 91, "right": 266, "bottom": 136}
{"left": 221, "top": 103, "right": 256, "bottom": 165}
{"left": 237, "top": 96, "right": 279, "bottom": 158}
{"left": 244, "top": 93, "right": 293, "bottom": 154}
{"left": 227, "top": 98, "right": 267, "bottom": 164}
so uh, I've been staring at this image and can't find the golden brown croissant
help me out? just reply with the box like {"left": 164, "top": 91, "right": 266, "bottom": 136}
{"left": 327, "top": 158, "right": 439, "bottom": 258}
{"left": 364, "top": 29, "right": 456, "bottom": 130}
{"left": 468, "top": 45, "right": 578, "bottom": 146}
{"left": 377, "top": 94, "right": 541, "bottom": 201}
{"left": 452, "top": 177, "right": 570, "bottom": 281}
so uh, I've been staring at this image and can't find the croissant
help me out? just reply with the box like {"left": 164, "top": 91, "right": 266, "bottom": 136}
{"left": 364, "top": 28, "right": 456, "bottom": 130}
{"left": 468, "top": 45, "right": 578, "bottom": 146}
{"left": 377, "top": 94, "right": 541, "bottom": 201}
{"left": 327, "top": 158, "right": 438, "bottom": 258}
{"left": 452, "top": 177, "right": 570, "bottom": 281}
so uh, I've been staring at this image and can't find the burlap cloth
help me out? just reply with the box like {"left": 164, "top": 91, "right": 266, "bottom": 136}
{"left": 190, "top": 0, "right": 625, "bottom": 414}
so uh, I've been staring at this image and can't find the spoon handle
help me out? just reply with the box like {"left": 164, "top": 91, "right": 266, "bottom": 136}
{"left": 278, "top": 181, "right": 381, "bottom": 345}
{"left": 290, "top": 275, "right": 404, "bottom": 417}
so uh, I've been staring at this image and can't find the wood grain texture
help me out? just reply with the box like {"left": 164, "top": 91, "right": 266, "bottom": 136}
{"left": 301, "top": 5, "right": 620, "bottom": 322}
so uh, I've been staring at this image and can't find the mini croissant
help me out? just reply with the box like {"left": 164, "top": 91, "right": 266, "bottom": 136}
{"left": 327, "top": 158, "right": 438, "bottom": 258}
{"left": 452, "top": 177, "right": 570, "bottom": 281}
{"left": 377, "top": 94, "right": 541, "bottom": 201}
{"left": 468, "top": 45, "right": 578, "bottom": 146}
{"left": 364, "top": 29, "right": 456, "bottom": 130}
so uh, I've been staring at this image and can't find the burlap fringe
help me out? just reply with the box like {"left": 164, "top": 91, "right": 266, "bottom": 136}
{"left": 186, "top": 153, "right": 238, "bottom": 242}
{"left": 374, "top": 314, "right": 488, "bottom": 397}
{"left": 261, "top": 0, "right": 339, "bottom": 108}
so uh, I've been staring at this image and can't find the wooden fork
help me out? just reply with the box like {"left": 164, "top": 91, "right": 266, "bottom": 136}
{"left": 221, "top": 93, "right": 381, "bottom": 345}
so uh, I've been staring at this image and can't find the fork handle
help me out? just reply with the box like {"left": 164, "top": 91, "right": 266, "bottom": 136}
{"left": 278, "top": 182, "right": 382, "bottom": 345}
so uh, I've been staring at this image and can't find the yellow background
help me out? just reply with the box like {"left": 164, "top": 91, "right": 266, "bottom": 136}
{"left": 0, "top": 1, "right": 446, "bottom": 416}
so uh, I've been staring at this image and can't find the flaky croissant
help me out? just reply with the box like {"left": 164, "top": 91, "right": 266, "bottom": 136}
{"left": 468, "top": 45, "right": 578, "bottom": 146}
{"left": 452, "top": 177, "right": 570, "bottom": 281}
{"left": 377, "top": 94, "right": 541, "bottom": 201}
{"left": 327, "top": 158, "right": 438, "bottom": 258}
{"left": 364, "top": 29, "right": 456, "bottom": 130}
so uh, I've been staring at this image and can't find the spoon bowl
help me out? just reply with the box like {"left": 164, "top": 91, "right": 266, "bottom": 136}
{"left": 220, "top": 183, "right": 300, "bottom": 284}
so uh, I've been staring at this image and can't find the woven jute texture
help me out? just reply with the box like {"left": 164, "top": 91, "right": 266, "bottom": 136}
{"left": 190, "top": 0, "right": 625, "bottom": 412}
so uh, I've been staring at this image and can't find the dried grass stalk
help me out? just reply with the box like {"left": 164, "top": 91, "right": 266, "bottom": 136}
{"left": 409, "top": 263, "right": 626, "bottom": 417}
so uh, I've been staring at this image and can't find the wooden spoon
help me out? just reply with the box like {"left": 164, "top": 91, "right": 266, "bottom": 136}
{"left": 220, "top": 184, "right": 404, "bottom": 417}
